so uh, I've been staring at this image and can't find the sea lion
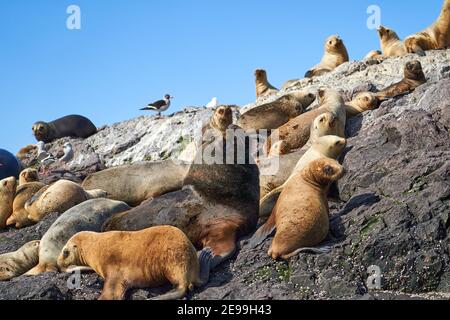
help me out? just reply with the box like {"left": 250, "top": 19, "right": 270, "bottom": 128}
{"left": 0, "top": 241, "right": 40, "bottom": 281}
{"left": 259, "top": 136, "right": 346, "bottom": 218}
{"left": 376, "top": 26, "right": 407, "bottom": 57}
{"left": 32, "top": 115, "right": 97, "bottom": 143}
{"left": 259, "top": 112, "right": 339, "bottom": 199}
{"left": 255, "top": 69, "right": 279, "bottom": 99}
{"left": 16, "top": 145, "right": 37, "bottom": 162}
{"left": 266, "top": 88, "right": 346, "bottom": 155}
{"left": 104, "top": 112, "right": 259, "bottom": 273}
{"left": 82, "top": 160, "right": 190, "bottom": 207}
{"left": 375, "top": 60, "right": 427, "bottom": 100}
{"left": 7, "top": 182, "right": 46, "bottom": 228}
{"left": 250, "top": 158, "right": 345, "bottom": 260}
{"left": 0, "top": 177, "right": 17, "bottom": 230}
{"left": 405, "top": 0, "right": 450, "bottom": 56}
{"left": 58, "top": 227, "right": 210, "bottom": 300}
{"left": 305, "top": 35, "right": 349, "bottom": 78}
{"left": 26, "top": 198, "right": 131, "bottom": 275}
{"left": 364, "top": 50, "right": 383, "bottom": 60}
{"left": 0, "top": 149, "right": 21, "bottom": 180}
{"left": 25, "top": 179, "right": 107, "bottom": 223}
{"left": 345, "top": 92, "right": 380, "bottom": 118}
{"left": 18, "top": 168, "right": 39, "bottom": 186}
{"left": 238, "top": 91, "right": 316, "bottom": 132}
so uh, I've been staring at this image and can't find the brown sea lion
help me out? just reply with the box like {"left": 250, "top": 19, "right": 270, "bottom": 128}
{"left": 305, "top": 35, "right": 349, "bottom": 78}
{"left": 265, "top": 88, "right": 346, "bottom": 156}
{"left": 255, "top": 69, "right": 279, "bottom": 99}
{"left": 32, "top": 115, "right": 97, "bottom": 143}
{"left": 0, "top": 241, "right": 40, "bottom": 281}
{"left": 25, "top": 180, "right": 107, "bottom": 223}
{"left": 345, "top": 92, "right": 380, "bottom": 118}
{"left": 250, "top": 158, "right": 345, "bottom": 260}
{"left": 16, "top": 145, "right": 37, "bottom": 162}
{"left": 377, "top": 26, "right": 407, "bottom": 57}
{"left": 18, "top": 168, "right": 39, "bottom": 186}
{"left": 405, "top": 0, "right": 450, "bottom": 56}
{"left": 375, "top": 60, "right": 427, "bottom": 100}
{"left": 238, "top": 91, "right": 316, "bottom": 132}
{"left": 364, "top": 50, "right": 383, "bottom": 60}
{"left": 0, "top": 177, "right": 17, "bottom": 230}
{"left": 58, "top": 227, "right": 210, "bottom": 300}
{"left": 7, "top": 182, "right": 46, "bottom": 228}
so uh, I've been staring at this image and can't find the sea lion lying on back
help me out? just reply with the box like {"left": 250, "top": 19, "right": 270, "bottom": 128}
{"left": 32, "top": 115, "right": 97, "bottom": 143}
{"left": 377, "top": 26, "right": 407, "bottom": 57}
{"left": 238, "top": 91, "right": 316, "bottom": 132}
{"left": 375, "top": 60, "right": 427, "bottom": 100}
{"left": 255, "top": 69, "right": 279, "bottom": 99}
{"left": 405, "top": 0, "right": 450, "bottom": 56}
{"left": 305, "top": 35, "right": 349, "bottom": 78}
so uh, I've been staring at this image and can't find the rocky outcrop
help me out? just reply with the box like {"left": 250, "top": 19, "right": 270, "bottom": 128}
{"left": 0, "top": 49, "right": 449, "bottom": 300}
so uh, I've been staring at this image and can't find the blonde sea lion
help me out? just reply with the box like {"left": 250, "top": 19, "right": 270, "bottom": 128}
{"left": 259, "top": 136, "right": 346, "bottom": 218}
{"left": 305, "top": 35, "right": 349, "bottom": 78}
{"left": 364, "top": 50, "right": 383, "bottom": 60}
{"left": 26, "top": 199, "right": 131, "bottom": 275}
{"left": 25, "top": 179, "right": 107, "bottom": 223}
{"left": 259, "top": 112, "right": 339, "bottom": 199}
{"left": 6, "top": 182, "right": 46, "bottom": 228}
{"left": 345, "top": 92, "right": 380, "bottom": 118}
{"left": 82, "top": 161, "right": 190, "bottom": 207}
{"left": 18, "top": 168, "right": 39, "bottom": 186}
{"left": 250, "top": 158, "right": 345, "bottom": 260}
{"left": 377, "top": 26, "right": 407, "bottom": 57}
{"left": 375, "top": 60, "right": 427, "bottom": 100}
{"left": 0, "top": 241, "right": 40, "bottom": 281}
{"left": 58, "top": 227, "right": 210, "bottom": 300}
{"left": 0, "top": 177, "right": 17, "bottom": 230}
{"left": 104, "top": 112, "right": 259, "bottom": 275}
{"left": 266, "top": 88, "right": 346, "bottom": 155}
{"left": 16, "top": 145, "right": 37, "bottom": 162}
{"left": 255, "top": 69, "right": 279, "bottom": 99}
{"left": 32, "top": 115, "right": 97, "bottom": 143}
{"left": 238, "top": 91, "right": 316, "bottom": 132}
{"left": 405, "top": 0, "right": 450, "bottom": 56}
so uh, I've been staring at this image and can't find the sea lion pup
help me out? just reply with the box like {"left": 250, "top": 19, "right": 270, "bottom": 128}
{"left": 0, "top": 241, "right": 40, "bottom": 281}
{"left": 32, "top": 114, "right": 97, "bottom": 143}
{"left": 305, "top": 35, "right": 349, "bottom": 78}
{"left": 82, "top": 161, "right": 190, "bottom": 207}
{"left": 0, "top": 177, "right": 17, "bottom": 230}
{"left": 376, "top": 26, "right": 407, "bottom": 57}
{"left": 25, "top": 179, "right": 107, "bottom": 223}
{"left": 250, "top": 158, "right": 345, "bottom": 260}
{"left": 18, "top": 168, "right": 39, "bottom": 186}
{"left": 104, "top": 111, "right": 259, "bottom": 274}
{"left": 259, "top": 112, "right": 339, "bottom": 199}
{"left": 364, "top": 50, "right": 383, "bottom": 60}
{"left": 259, "top": 136, "right": 346, "bottom": 218}
{"left": 404, "top": 0, "right": 450, "bottom": 56}
{"left": 7, "top": 182, "right": 46, "bottom": 228}
{"left": 266, "top": 88, "right": 346, "bottom": 156}
{"left": 26, "top": 199, "right": 131, "bottom": 275}
{"left": 58, "top": 227, "right": 210, "bottom": 300}
{"left": 238, "top": 91, "right": 316, "bottom": 132}
{"left": 345, "top": 92, "right": 380, "bottom": 118}
{"left": 255, "top": 69, "right": 279, "bottom": 99}
{"left": 375, "top": 60, "right": 427, "bottom": 100}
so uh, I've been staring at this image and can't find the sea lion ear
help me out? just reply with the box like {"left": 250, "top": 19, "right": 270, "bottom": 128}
{"left": 318, "top": 88, "right": 326, "bottom": 99}
{"left": 323, "top": 165, "right": 335, "bottom": 176}
{"left": 2, "top": 181, "right": 7, "bottom": 187}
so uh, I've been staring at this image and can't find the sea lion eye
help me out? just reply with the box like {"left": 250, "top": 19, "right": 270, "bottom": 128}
{"left": 63, "top": 249, "right": 70, "bottom": 259}
{"left": 323, "top": 165, "right": 334, "bottom": 175}
{"left": 364, "top": 96, "right": 369, "bottom": 102}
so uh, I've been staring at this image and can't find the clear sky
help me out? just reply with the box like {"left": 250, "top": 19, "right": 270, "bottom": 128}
{"left": 0, "top": 0, "right": 444, "bottom": 153}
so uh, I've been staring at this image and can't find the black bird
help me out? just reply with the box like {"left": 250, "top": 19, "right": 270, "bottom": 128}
{"left": 140, "top": 94, "right": 173, "bottom": 117}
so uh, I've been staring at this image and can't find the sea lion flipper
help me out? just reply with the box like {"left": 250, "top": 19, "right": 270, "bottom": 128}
{"left": 248, "top": 213, "right": 277, "bottom": 249}
{"left": 259, "top": 188, "right": 282, "bottom": 218}
{"left": 26, "top": 185, "right": 49, "bottom": 206}
{"left": 196, "top": 247, "right": 214, "bottom": 287}
{"left": 150, "top": 287, "right": 188, "bottom": 301}
{"left": 282, "top": 245, "right": 333, "bottom": 260}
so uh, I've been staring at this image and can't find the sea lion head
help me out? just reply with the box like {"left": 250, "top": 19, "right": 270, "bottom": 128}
{"left": 317, "top": 88, "right": 344, "bottom": 105}
{"left": 254, "top": 69, "right": 268, "bottom": 82}
{"left": 57, "top": 234, "right": 86, "bottom": 271}
{"left": 303, "top": 158, "right": 345, "bottom": 187}
{"left": 377, "top": 26, "right": 400, "bottom": 42}
{"left": 19, "top": 168, "right": 39, "bottom": 185}
{"left": 404, "top": 60, "right": 425, "bottom": 80}
{"left": 314, "top": 135, "right": 347, "bottom": 159}
{"left": 32, "top": 122, "right": 49, "bottom": 142}
{"left": 312, "top": 112, "right": 338, "bottom": 136}
{"left": 1, "top": 176, "right": 17, "bottom": 196}
{"left": 353, "top": 92, "right": 380, "bottom": 111}
{"left": 213, "top": 105, "right": 233, "bottom": 132}
{"left": 325, "top": 35, "right": 345, "bottom": 53}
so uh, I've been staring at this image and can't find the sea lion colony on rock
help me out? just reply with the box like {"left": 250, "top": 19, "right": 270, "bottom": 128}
{"left": 0, "top": 1, "right": 446, "bottom": 300}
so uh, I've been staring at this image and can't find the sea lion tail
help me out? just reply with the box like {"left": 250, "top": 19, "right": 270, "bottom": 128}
{"left": 247, "top": 213, "right": 276, "bottom": 249}
{"left": 259, "top": 187, "right": 282, "bottom": 218}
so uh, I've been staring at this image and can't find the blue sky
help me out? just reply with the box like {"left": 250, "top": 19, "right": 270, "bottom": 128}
{"left": 0, "top": 0, "right": 444, "bottom": 152}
